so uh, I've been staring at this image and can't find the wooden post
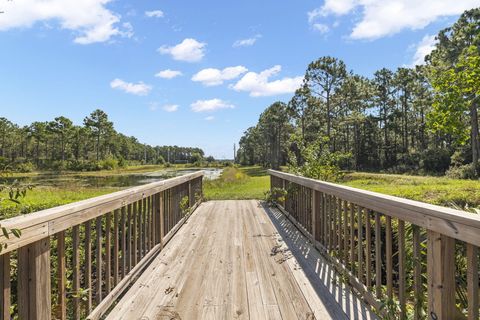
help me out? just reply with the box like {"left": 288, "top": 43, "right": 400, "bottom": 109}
{"left": 159, "top": 191, "right": 165, "bottom": 250}
{"left": 311, "top": 190, "right": 316, "bottom": 243}
{"left": 427, "top": 230, "right": 456, "bottom": 319}
{"left": 18, "top": 237, "right": 51, "bottom": 320}
{"left": 0, "top": 253, "right": 10, "bottom": 320}
{"left": 57, "top": 231, "right": 67, "bottom": 320}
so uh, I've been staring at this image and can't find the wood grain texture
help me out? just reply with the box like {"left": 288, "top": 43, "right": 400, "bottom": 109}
{"left": 105, "top": 200, "right": 374, "bottom": 320}
{"left": 268, "top": 170, "right": 480, "bottom": 246}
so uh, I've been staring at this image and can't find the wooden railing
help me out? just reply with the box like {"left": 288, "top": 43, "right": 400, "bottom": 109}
{"left": 269, "top": 170, "right": 480, "bottom": 320}
{"left": 0, "top": 171, "right": 203, "bottom": 320}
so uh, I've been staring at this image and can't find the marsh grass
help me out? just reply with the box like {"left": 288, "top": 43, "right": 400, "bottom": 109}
{"left": 341, "top": 172, "right": 480, "bottom": 208}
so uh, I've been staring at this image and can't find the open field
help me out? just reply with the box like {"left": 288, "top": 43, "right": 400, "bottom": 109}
{"left": 2, "top": 167, "right": 479, "bottom": 219}
{"left": 203, "top": 166, "right": 270, "bottom": 200}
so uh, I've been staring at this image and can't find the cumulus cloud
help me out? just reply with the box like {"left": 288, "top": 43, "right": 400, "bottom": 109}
{"left": 312, "top": 23, "right": 330, "bottom": 34}
{"left": 191, "top": 66, "right": 248, "bottom": 86}
{"left": 190, "top": 99, "right": 235, "bottom": 112}
{"left": 158, "top": 38, "right": 206, "bottom": 62}
{"left": 233, "top": 34, "right": 262, "bottom": 47}
{"left": 411, "top": 34, "right": 437, "bottom": 66}
{"left": 0, "top": 0, "right": 133, "bottom": 44}
{"left": 309, "top": 0, "right": 479, "bottom": 40}
{"left": 145, "top": 10, "right": 164, "bottom": 18}
{"left": 155, "top": 69, "right": 183, "bottom": 79}
{"left": 110, "top": 78, "right": 152, "bottom": 96}
{"left": 232, "top": 65, "right": 303, "bottom": 97}
{"left": 163, "top": 104, "right": 179, "bottom": 112}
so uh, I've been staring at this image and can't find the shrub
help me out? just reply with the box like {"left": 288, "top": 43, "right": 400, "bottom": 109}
{"left": 14, "top": 161, "right": 35, "bottom": 172}
{"left": 420, "top": 149, "right": 451, "bottom": 174}
{"left": 446, "top": 163, "right": 478, "bottom": 179}
{"left": 99, "top": 158, "right": 118, "bottom": 170}
{"left": 264, "top": 187, "right": 287, "bottom": 206}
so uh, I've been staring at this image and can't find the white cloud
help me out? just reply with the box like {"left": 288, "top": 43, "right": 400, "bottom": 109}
{"left": 155, "top": 69, "right": 183, "bottom": 79}
{"left": 163, "top": 104, "right": 179, "bottom": 112}
{"left": 310, "top": 0, "right": 479, "bottom": 40}
{"left": 192, "top": 66, "right": 248, "bottom": 86}
{"left": 190, "top": 99, "right": 235, "bottom": 112}
{"left": 145, "top": 10, "right": 164, "bottom": 18}
{"left": 158, "top": 38, "right": 206, "bottom": 62}
{"left": 232, "top": 65, "right": 303, "bottom": 97}
{"left": 204, "top": 116, "right": 215, "bottom": 121}
{"left": 411, "top": 34, "right": 437, "bottom": 66}
{"left": 110, "top": 78, "right": 152, "bottom": 96}
{"left": 312, "top": 23, "right": 330, "bottom": 34}
{"left": 0, "top": 0, "right": 133, "bottom": 44}
{"left": 233, "top": 34, "right": 261, "bottom": 47}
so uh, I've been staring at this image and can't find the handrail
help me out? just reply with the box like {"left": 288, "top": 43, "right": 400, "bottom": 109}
{"left": 0, "top": 171, "right": 204, "bottom": 320}
{"left": 0, "top": 171, "right": 203, "bottom": 254}
{"left": 268, "top": 169, "right": 480, "bottom": 320}
{"left": 269, "top": 170, "right": 480, "bottom": 246}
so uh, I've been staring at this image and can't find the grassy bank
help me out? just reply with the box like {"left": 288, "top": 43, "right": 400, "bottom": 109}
{"left": 203, "top": 166, "right": 269, "bottom": 200}
{"left": 341, "top": 172, "right": 480, "bottom": 208}
{"left": 0, "top": 186, "right": 119, "bottom": 218}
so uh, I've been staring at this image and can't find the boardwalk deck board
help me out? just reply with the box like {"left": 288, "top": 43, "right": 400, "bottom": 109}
{"left": 106, "top": 200, "right": 376, "bottom": 320}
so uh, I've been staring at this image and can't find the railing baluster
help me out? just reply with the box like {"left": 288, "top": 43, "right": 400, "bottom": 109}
{"left": 467, "top": 243, "right": 479, "bottom": 320}
{"left": 398, "top": 220, "right": 406, "bottom": 319}
{"left": 121, "top": 207, "right": 126, "bottom": 279}
{"left": 95, "top": 216, "right": 103, "bottom": 305}
{"left": 412, "top": 224, "right": 422, "bottom": 320}
{"left": 85, "top": 220, "right": 92, "bottom": 313}
{"left": 343, "top": 200, "right": 349, "bottom": 266}
{"left": 357, "top": 206, "right": 363, "bottom": 283}
{"left": 132, "top": 202, "right": 138, "bottom": 266}
{"left": 113, "top": 209, "right": 119, "bottom": 286}
{"left": 365, "top": 210, "right": 372, "bottom": 289}
{"left": 127, "top": 204, "right": 132, "bottom": 272}
{"left": 105, "top": 212, "right": 112, "bottom": 294}
{"left": 0, "top": 253, "right": 10, "bottom": 320}
{"left": 72, "top": 225, "right": 80, "bottom": 320}
{"left": 375, "top": 212, "right": 382, "bottom": 299}
{"left": 386, "top": 215, "right": 393, "bottom": 300}
{"left": 57, "top": 231, "right": 67, "bottom": 320}
{"left": 350, "top": 203, "right": 355, "bottom": 272}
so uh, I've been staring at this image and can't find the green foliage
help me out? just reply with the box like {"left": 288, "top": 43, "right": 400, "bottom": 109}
{"left": 179, "top": 196, "right": 190, "bottom": 216}
{"left": 446, "top": 163, "right": 478, "bottom": 179}
{"left": 288, "top": 134, "right": 347, "bottom": 182}
{"left": 264, "top": 187, "right": 287, "bottom": 206}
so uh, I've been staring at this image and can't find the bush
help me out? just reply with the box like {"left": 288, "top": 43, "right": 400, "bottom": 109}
{"left": 99, "top": 158, "right": 118, "bottom": 170}
{"left": 156, "top": 155, "right": 165, "bottom": 165}
{"left": 446, "top": 163, "right": 478, "bottom": 179}
{"left": 420, "top": 149, "right": 451, "bottom": 174}
{"left": 14, "top": 161, "right": 35, "bottom": 173}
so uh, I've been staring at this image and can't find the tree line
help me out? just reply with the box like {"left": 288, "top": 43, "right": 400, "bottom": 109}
{"left": 0, "top": 109, "right": 207, "bottom": 171}
{"left": 236, "top": 8, "right": 480, "bottom": 179}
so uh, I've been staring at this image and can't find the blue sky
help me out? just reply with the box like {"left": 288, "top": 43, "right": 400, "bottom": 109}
{"left": 0, "top": 0, "right": 478, "bottom": 158}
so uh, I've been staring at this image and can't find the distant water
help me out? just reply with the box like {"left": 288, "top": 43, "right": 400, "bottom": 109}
{"left": 3, "top": 168, "right": 223, "bottom": 188}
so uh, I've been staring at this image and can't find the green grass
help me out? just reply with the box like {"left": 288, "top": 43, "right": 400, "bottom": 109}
{"left": 0, "top": 186, "right": 119, "bottom": 218}
{"left": 341, "top": 172, "right": 480, "bottom": 208}
{"left": 203, "top": 166, "right": 269, "bottom": 200}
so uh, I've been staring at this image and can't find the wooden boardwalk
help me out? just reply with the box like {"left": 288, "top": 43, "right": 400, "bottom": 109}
{"left": 107, "top": 200, "right": 376, "bottom": 320}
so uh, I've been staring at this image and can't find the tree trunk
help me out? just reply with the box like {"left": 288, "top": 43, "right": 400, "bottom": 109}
{"left": 471, "top": 101, "right": 480, "bottom": 176}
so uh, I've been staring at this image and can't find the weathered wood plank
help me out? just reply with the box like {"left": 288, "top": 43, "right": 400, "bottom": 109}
{"left": 467, "top": 243, "right": 479, "bottom": 320}
{"left": 18, "top": 237, "right": 51, "bottom": 320}
{"left": 427, "top": 230, "right": 456, "bottom": 319}
{"left": 57, "top": 231, "right": 67, "bottom": 320}
{"left": 268, "top": 170, "right": 480, "bottom": 246}
{"left": 0, "top": 253, "right": 10, "bottom": 320}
